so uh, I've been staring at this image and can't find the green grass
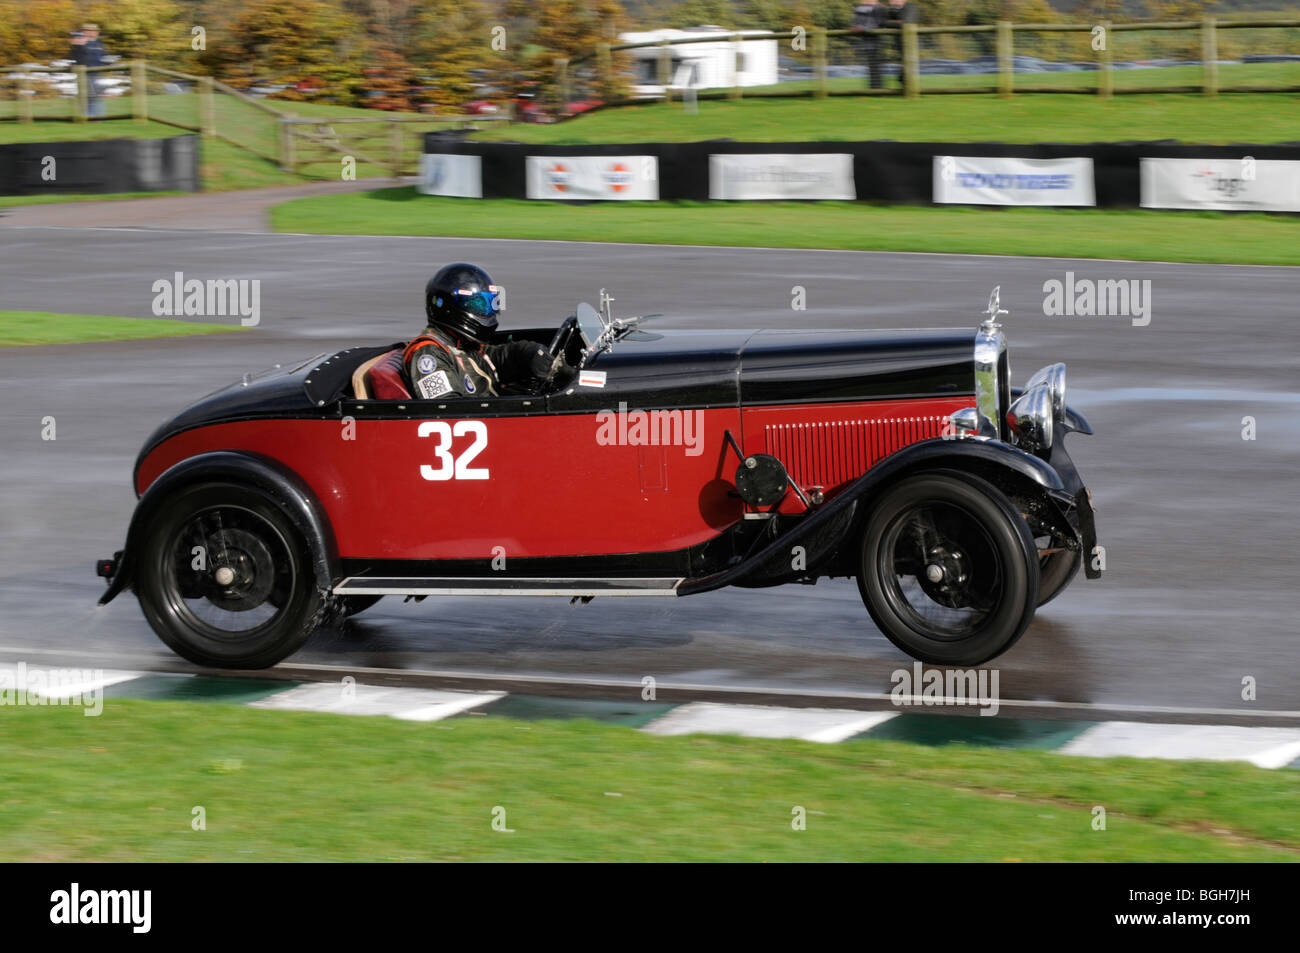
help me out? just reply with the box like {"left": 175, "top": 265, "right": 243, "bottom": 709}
{"left": 1, "top": 698, "right": 1296, "bottom": 861}
{"left": 759, "top": 61, "right": 1300, "bottom": 96}
{"left": 0, "top": 92, "right": 470, "bottom": 200}
{"left": 473, "top": 91, "right": 1300, "bottom": 145}
{"left": 0, "top": 310, "right": 244, "bottom": 347}
{"left": 270, "top": 188, "right": 1300, "bottom": 265}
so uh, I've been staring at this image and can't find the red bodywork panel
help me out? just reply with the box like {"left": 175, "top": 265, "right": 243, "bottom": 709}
{"left": 137, "top": 395, "right": 970, "bottom": 560}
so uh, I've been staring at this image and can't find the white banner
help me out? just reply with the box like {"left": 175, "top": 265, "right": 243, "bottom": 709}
{"left": 1140, "top": 157, "right": 1300, "bottom": 212}
{"left": 709, "top": 153, "right": 855, "bottom": 200}
{"left": 933, "top": 156, "right": 1095, "bottom": 206}
{"left": 525, "top": 156, "right": 659, "bottom": 200}
{"left": 418, "top": 153, "right": 482, "bottom": 198}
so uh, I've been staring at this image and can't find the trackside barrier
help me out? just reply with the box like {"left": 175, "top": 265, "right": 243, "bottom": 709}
{"left": 421, "top": 135, "right": 1300, "bottom": 211}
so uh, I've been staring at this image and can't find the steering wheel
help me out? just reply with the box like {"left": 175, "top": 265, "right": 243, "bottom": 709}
{"left": 548, "top": 313, "right": 578, "bottom": 360}
{"left": 522, "top": 315, "right": 579, "bottom": 397}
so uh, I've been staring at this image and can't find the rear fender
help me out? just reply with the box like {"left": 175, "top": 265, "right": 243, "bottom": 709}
{"left": 99, "top": 451, "right": 338, "bottom": 605}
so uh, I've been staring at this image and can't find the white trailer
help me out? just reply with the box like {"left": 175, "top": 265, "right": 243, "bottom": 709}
{"left": 620, "top": 26, "right": 778, "bottom": 97}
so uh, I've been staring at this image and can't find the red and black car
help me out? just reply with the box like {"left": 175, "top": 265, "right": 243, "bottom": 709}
{"left": 97, "top": 288, "right": 1099, "bottom": 669}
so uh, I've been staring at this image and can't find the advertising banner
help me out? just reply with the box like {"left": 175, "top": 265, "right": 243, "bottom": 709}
{"left": 932, "top": 155, "right": 1095, "bottom": 206}
{"left": 418, "top": 153, "right": 483, "bottom": 198}
{"left": 1140, "top": 157, "right": 1300, "bottom": 212}
{"left": 525, "top": 156, "right": 659, "bottom": 200}
{"left": 708, "top": 153, "right": 856, "bottom": 200}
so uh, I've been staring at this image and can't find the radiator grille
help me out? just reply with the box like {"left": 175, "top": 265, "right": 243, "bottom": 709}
{"left": 763, "top": 416, "right": 948, "bottom": 489}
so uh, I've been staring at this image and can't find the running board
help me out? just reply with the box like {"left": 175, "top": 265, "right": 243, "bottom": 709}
{"left": 332, "top": 576, "right": 684, "bottom": 598}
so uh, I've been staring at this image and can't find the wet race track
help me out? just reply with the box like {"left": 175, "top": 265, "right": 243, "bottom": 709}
{"left": 1, "top": 225, "right": 1297, "bottom": 721}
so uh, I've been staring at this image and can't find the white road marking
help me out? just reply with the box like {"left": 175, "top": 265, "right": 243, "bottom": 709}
{"left": 642, "top": 702, "right": 897, "bottom": 743}
{"left": 248, "top": 681, "right": 502, "bottom": 720}
{"left": 0, "top": 648, "right": 1297, "bottom": 724}
{"left": 1059, "top": 722, "right": 1300, "bottom": 769}
{"left": 0, "top": 662, "right": 144, "bottom": 700}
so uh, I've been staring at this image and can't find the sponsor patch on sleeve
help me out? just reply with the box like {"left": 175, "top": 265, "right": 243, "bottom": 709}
{"left": 416, "top": 370, "right": 455, "bottom": 399}
{"left": 416, "top": 353, "right": 436, "bottom": 374}
{"left": 578, "top": 370, "right": 607, "bottom": 388}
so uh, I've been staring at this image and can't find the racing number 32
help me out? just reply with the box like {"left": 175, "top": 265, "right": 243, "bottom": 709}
{"left": 418, "top": 420, "right": 489, "bottom": 481}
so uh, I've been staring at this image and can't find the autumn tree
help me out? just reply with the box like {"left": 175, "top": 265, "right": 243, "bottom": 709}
{"left": 0, "top": 0, "right": 80, "bottom": 65}
{"left": 212, "top": 0, "right": 365, "bottom": 102}
{"left": 86, "top": 0, "right": 185, "bottom": 62}
{"left": 503, "top": 0, "right": 629, "bottom": 104}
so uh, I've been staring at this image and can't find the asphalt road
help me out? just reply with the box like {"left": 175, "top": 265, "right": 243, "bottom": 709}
{"left": 1, "top": 225, "right": 1297, "bottom": 719}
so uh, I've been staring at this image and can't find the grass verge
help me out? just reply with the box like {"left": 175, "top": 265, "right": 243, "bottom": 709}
{"left": 0, "top": 310, "right": 244, "bottom": 347}
{"left": 471, "top": 92, "right": 1300, "bottom": 145}
{"left": 1, "top": 699, "right": 1296, "bottom": 861}
{"left": 269, "top": 188, "right": 1300, "bottom": 266}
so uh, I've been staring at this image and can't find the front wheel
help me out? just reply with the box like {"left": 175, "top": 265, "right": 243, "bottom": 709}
{"left": 135, "top": 483, "right": 326, "bottom": 669}
{"left": 857, "top": 471, "right": 1040, "bottom": 666}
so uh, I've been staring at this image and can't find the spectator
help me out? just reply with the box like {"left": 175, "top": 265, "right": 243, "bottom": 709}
{"left": 851, "top": 2, "right": 887, "bottom": 90}
{"left": 69, "top": 23, "right": 108, "bottom": 117}
{"left": 884, "top": 0, "right": 919, "bottom": 88}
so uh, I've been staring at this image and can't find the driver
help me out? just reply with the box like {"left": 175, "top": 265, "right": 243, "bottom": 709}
{"left": 404, "top": 263, "right": 567, "bottom": 399}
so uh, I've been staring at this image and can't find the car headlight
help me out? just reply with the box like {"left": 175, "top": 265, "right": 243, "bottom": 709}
{"left": 1007, "top": 382, "right": 1054, "bottom": 453}
{"left": 1025, "top": 362, "right": 1066, "bottom": 422}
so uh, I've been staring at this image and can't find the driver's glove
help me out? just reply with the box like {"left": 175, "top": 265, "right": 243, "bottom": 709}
{"left": 525, "top": 344, "right": 553, "bottom": 379}
{"left": 487, "top": 340, "right": 554, "bottom": 385}
{"left": 551, "top": 358, "right": 578, "bottom": 389}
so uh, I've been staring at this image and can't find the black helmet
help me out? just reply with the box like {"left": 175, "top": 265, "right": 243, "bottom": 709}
{"left": 425, "top": 263, "right": 500, "bottom": 344}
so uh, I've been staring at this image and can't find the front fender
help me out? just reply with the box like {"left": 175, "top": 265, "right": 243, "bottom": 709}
{"left": 98, "top": 450, "right": 338, "bottom": 605}
{"left": 679, "top": 437, "right": 1070, "bottom": 595}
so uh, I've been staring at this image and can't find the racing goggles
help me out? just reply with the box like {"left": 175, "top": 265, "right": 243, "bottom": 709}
{"left": 454, "top": 286, "right": 501, "bottom": 318}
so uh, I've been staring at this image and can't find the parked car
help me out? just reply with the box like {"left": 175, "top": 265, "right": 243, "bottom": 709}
{"left": 97, "top": 288, "right": 1099, "bottom": 669}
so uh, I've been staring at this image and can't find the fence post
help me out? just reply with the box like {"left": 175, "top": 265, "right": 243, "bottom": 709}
{"left": 1202, "top": 18, "right": 1218, "bottom": 96}
{"left": 199, "top": 75, "right": 215, "bottom": 137}
{"left": 1098, "top": 21, "right": 1113, "bottom": 99}
{"left": 390, "top": 119, "right": 403, "bottom": 178}
{"left": 731, "top": 34, "right": 743, "bottom": 101}
{"left": 597, "top": 42, "right": 612, "bottom": 99}
{"left": 555, "top": 56, "right": 569, "bottom": 114}
{"left": 132, "top": 60, "right": 147, "bottom": 122}
{"left": 18, "top": 72, "right": 33, "bottom": 123}
{"left": 814, "top": 27, "right": 828, "bottom": 99}
{"left": 74, "top": 65, "right": 88, "bottom": 121}
{"left": 658, "top": 40, "right": 673, "bottom": 103}
{"left": 902, "top": 22, "right": 920, "bottom": 98}
{"left": 997, "top": 21, "right": 1013, "bottom": 97}
{"left": 280, "top": 120, "right": 297, "bottom": 174}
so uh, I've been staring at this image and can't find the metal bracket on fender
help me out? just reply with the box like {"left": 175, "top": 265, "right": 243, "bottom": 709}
{"left": 1076, "top": 487, "right": 1102, "bottom": 579}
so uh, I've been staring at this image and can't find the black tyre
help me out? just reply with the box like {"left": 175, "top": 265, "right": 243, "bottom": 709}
{"left": 135, "top": 483, "right": 326, "bottom": 669}
{"left": 1036, "top": 549, "right": 1080, "bottom": 608}
{"left": 337, "top": 594, "right": 383, "bottom": 617}
{"left": 857, "top": 471, "right": 1040, "bottom": 666}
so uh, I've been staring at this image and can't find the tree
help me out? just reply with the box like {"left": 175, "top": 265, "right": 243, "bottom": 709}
{"left": 216, "top": 0, "right": 365, "bottom": 102}
{"left": 0, "top": 0, "right": 80, "bottom": 65}
{"left": 502, "top": 0, "right": 629, "bottom": 105}
{"left": 87, "top": 0, "right": 184, "bottom": 62}
{"left": 408, "top": 0, "right": 500, "bottom": 108}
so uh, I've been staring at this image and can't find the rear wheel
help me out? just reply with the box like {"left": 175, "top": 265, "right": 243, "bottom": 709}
{"left": 857, "top": 471, "right": 1039, "bottom": 666}
{"left": 135, "top": 483, "right": 326, "bottom": 669}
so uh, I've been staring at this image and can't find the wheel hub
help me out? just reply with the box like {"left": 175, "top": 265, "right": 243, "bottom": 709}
{"left": 917, "top": 544, "right": 971, "bottom": 608}
{"left": 202, "top": 528, "right": 276, "bottom": 611}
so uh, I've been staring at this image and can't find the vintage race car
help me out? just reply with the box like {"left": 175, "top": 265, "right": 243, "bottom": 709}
{"left": 97, "top": 287, "right": 1099, "bottom": 669}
